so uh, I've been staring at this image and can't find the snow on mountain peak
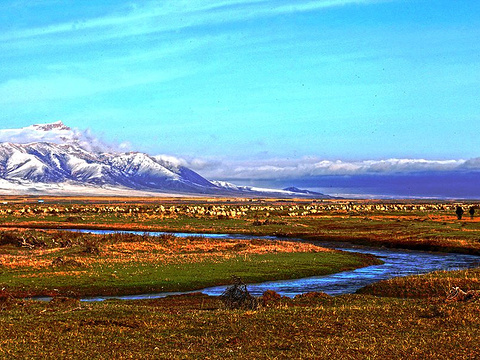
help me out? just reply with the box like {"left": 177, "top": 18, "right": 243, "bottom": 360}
{"left": 32, "top": 121, "right": 71, "bottom": 132}
{"left": 0, "top": 122, "right": 117, "bottom": 154}
{"left": 0, "top": 140, "right": 215, "bottom": 192}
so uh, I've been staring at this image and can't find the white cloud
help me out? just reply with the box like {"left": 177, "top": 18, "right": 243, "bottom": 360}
{"left": 1, "top": 121, "right": 475, "bottom": 181}
{"left": 0, "top": 67, "right": 193, "bottom": 105}
{"left": 0, "top": 0, "right": 388, "bottom": 43}
{"left": 153, "top": 155, "right": 189, "bottom": 168}
{"left": 182, "top": 156, "right": 472, "bottom": 180}
{"left": 0, "top": 121, "right": 129, "bottom": 153}
{"left": 462, "top": 157, "right": 480, "bottom": 169}
{"left": 274, "top": 0, "right": 386, "bottom": 14}
{"left": 152, "top": 154, "right": 223, "bottom": 173}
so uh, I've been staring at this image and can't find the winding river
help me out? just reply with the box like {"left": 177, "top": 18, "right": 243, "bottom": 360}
{"left": 61, "top": 229, "right": 480, "bottom": 301}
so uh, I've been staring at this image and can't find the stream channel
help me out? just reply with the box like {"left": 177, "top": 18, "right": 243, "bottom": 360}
{"left": 56, "top": 229, "right": 480, "bottom": 302}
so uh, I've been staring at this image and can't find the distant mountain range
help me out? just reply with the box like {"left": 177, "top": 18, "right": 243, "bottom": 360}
{"left": 0, "top": 122, "right": 331, "bottom": 198}
{"left": 282, "top": 187, "right": 328, "bottom": 196}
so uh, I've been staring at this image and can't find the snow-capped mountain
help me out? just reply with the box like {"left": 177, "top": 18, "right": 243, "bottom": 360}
{"left": 0, "top": 122, "right": 329, "bottom": 197}
{"left": 0, "top": 143, "right": 219, "bottom": 194}
{"left": 210, "top": 181, "right": 316, "bottom": 197}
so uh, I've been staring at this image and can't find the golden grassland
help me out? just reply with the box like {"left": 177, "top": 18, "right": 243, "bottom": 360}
{"left": 1, "top": 197, "right": 480, "bottom": 359}
{"left": 0, "top": 293, "right": 479, "bottom": 359}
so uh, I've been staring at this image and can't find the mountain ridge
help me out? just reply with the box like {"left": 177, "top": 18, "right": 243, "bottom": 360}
{"left": 0, "top": 122, "right": 331, "bottom": 198}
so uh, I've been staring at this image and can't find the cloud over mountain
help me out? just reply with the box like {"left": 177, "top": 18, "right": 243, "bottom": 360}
{"left": 1, "top": 121, "right": 478, "bottom": 199}
{"left": 0, "top": 121, "right": 129, "bottom": 154}
{"left": 184, "top": 157, "right": 475, "bottom": 181}
{"left": 138, "top": 154, "right": 480, "bottom": 199}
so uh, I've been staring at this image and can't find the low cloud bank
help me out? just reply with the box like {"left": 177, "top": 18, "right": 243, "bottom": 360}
{"left": 2, "top": 122, "right": 478, "bottom": 198}
{"left": 158, "top": 155, "right": 480, "bottom": 198}
{"left": 2, "top": 122, "right": 476, "bottom": 179}
{"left": 179, "top": 157, "right": 479, "bottom": 180}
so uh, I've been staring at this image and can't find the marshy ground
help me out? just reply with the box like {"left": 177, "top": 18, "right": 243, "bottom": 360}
{"left": 0, "top": 197, "right": 479, "bottom": 359}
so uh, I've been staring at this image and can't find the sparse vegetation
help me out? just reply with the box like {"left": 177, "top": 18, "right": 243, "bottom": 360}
{"left": 358, "top": 267, "right": 480, "bottom": 299}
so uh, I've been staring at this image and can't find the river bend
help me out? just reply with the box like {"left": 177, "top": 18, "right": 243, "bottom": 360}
{"left": 59, "top": 229, "right": 480, "bottom": 301}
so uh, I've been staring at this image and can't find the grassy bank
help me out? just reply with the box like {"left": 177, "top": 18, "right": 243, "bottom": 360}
{"left": 358, "top": 267, "right": 480, "bottom": 298}
{"left": 0, "top": 293, "right": 479, "bottom": 359}
{"left": 0, "top": 229, "right": 379, "bottom": 298}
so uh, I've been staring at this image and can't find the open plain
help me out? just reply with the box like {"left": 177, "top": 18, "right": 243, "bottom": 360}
{"left": 1, "top": 197, "right": 479, "bottom": 359}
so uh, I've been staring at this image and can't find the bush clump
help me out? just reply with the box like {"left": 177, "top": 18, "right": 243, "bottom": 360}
{"left": 220, "top": 276, "right": 258, "bottom": 310}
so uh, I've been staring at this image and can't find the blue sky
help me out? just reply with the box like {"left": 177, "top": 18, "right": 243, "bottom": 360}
{"left": 1, "top": 0, "right": 480, "bottom": 196}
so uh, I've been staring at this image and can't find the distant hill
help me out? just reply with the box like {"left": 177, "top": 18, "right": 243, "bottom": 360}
{"left": 282, "top": 187, "right": 330, "bottom": 197}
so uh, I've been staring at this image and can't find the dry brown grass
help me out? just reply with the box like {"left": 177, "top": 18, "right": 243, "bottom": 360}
{"left": 1, "top": 293, "right": 479, "bottom": 359}
{"left": 359, "top": 268, "right": 480, "bottom": 299}
{"left": 0, "top": 230, "right": 328, "bottom": 270}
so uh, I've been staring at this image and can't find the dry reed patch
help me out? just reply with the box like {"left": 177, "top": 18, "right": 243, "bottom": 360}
{"left": 0, "top": 249, "right": 63, "bottom": 268}
{"left": 363, "top": 215, "right": 420, "bottom": 221}
{"left": 0, "top": 236, "right": 331, "bottom": 270}
{"left": 0, "top": 255, "right": 92, "bottom": 269}
{"left": 105, "top": 241, "right": 174, "bottom": 254}
{"left": 0, "top": 256, "right": 53, "bottom": 268}
{"left": 238, "top": 240, "right": 329, "bottom": 255}
{"left": 0, "top": 247, "right": 92, "bottom": 269}
{"left": 108, "top": 238, "right": 328, "bottom": 255}
{"left": 99, "top": 238, "right": 330, "bottom": 266}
